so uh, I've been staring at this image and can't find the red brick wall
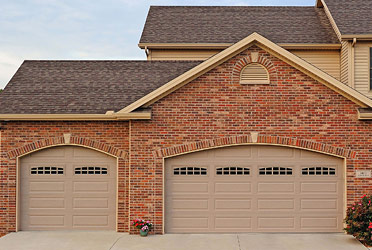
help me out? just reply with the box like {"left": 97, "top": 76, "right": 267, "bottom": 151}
{"left": 0, "top": 121, "right": 130, "bottom": 237}
{"left": 1, "top": 45, "right": 372, "bottom": 236}
{"left": 129, "top": 45, "right": 372, "bottom": 233}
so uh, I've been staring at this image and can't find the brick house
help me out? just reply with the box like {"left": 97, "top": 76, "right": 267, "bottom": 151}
{"left": 1, "top": 0, "right": 372, "bottom": 236}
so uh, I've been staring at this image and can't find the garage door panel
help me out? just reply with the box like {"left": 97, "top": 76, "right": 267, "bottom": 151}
{"left": 29, "top": 198, "right": 65, "bottom": 209}
{"left": 170, "top": 199, "right": 209, "bottom": 210}
{"left": 257, "top": 199, "right": 295, "bottom": 210}
{"left": 215, "top": 182, "right": 252, "bottom": 193}
{"left": 72, "top": 215, "right": 109, "bottom": 227}
{"left": 165, "top": 145, "right": 344, "bottom": 233}
{"left": 300, "top": 182, "right": 338, "bottom": 193}
{"left": 170, "top": 182, "right": 209, "bottom": 193}
{"left": 300, "top": 217, "right": 338, "bottom": 229}
{"left": 29, "top": 215, "right": 65, "bottom": 227}
{"left": 170, "top": 217, "right": 209, "bottom": 229}
{"left": 29, "top": 181, "right": 66, "bottom": 192}
{"left": 20, "top": 146, "right": 117, "bottom": 231}
{"left": 73, "top": 198, "right": 109, "bottom": 209}
{"left": 215, "top": 199, "right": 251, "bottom": 210}
{"left": 73, "top": 181, "right": 109, "bottom": 192}
{"left": 300, "top": 199, "right": 338, "bottom": 210}
{"left": 258, "top": 147, "right": 295, "bottom": 158}
{"left": 214, "top": 147, "right": 252, "bottom": 158}
{"left": 257, "top": 182, "right": 295, "bottom": 193}
{"left": 257, "top": 217, "right": 295, "bottom": 229}
{"left": 215, "top": 217, "right": 252, "bottom": 229}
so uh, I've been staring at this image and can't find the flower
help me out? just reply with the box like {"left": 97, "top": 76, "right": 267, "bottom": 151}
{"left": 362, "top": 194, "right": 367, "bottom": 198}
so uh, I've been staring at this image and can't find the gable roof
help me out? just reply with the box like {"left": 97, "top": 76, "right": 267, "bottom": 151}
{"left": 319, "top": 0, "right": 372, "bottom": 36}
{"left": 119, "top": 32, "right": 372, "bottom": 114}
{"left": 139, "top": 6, "right": 339, "bottom": 46}
{"left": 0, "top": 60, "right": 200, "bottom": 115}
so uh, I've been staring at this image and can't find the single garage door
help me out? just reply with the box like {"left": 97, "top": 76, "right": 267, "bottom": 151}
{"left": 20, "top": 146, "right": 117, "bottom": 231}
{"left": 165, "top": 145, "right": 344, "bottom": 233}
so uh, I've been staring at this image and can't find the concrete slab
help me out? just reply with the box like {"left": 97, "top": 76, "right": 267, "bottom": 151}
{"left": 0, "top": 232, "right": 367, "bottom": 250}
{"left": 0, "top": 231, "right": 124, "bottom": 250}
{"left": 111, "top": 233, "right": 239, "bottom": 250}
{"left": 238, "top": 233, "right": 367, "bottom": 250}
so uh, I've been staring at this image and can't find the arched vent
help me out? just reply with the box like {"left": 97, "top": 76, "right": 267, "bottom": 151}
{"left": 240, "top": 63, "right": 270, "bottom": 84}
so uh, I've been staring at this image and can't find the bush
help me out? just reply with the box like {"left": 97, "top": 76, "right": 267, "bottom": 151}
{"left": 344, "top": 194, "right": 372, "bottom": 246}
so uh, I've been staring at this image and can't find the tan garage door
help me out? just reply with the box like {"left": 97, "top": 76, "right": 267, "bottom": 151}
{"left": 20, "top": 146, "right": 117, "bottom": 231}
{"left": 165, "top": 145, "right": 344, "bottom": 233}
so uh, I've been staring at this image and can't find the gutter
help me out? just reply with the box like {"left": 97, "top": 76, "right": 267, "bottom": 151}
{"left": 0, "top": 112, "right": 151, "bottom": 121}
{"left": 138, "top": 43, "right": 341, "bottom": 50}
{"left": 342, "top": 34, "right": 372, "bottom": 40}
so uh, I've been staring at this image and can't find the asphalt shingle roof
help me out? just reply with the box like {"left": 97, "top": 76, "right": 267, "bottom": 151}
{"left": 140, "top": 6, "right": 339, "bottom": 44}
{"left": 324, "top": 0, "right": 372, "bottom": 35}
{"left": 0, "top": 60, "right": 201, "bottom": 114}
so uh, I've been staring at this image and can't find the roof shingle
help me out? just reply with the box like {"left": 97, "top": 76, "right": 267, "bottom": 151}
{"left": 0, "top": 60, "right": 201, "bottom": 114}
{"left": 324, "top": 0, "right": 372, "bottom": 35}
{"left": 140, "top": 6, "right": 339, "bottom": 44}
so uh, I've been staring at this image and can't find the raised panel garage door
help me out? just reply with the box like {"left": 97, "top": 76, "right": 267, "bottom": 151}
{"left": 20, "top": 146, "right": 117, "bottom": 231}
{"left": 165, "top": 145, "right": 344, "bottom": 233}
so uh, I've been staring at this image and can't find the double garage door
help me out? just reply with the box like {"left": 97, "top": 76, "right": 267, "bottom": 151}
{"left": 20, "top": 146, "right": 117, "bottom": 231}
{"left": 165, "top": 145, "right": 344, "bottom": 233}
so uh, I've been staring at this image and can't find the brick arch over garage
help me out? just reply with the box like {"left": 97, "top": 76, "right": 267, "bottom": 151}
{"left": 154, "top": 135, "right": 356, "bottom": 159}
{"left": 7, "top": 135, "right": 127, "bottom": 159}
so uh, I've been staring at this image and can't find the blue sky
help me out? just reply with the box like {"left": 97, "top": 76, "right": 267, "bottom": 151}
{"left": 0, "top": 0, "right": 314, "bottom": 89}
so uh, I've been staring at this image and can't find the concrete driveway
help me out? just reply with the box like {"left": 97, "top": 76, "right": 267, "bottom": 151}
{"left": 0, "top": 231, "right": 368, "bottom": 250}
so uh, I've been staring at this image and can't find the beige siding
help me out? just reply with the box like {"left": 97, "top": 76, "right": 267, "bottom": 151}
{"left": 340, "top": 41, "right": 352, "bottom": 85}
{"left": 291, "top": 50, "right": 341, "bottom": 80}
{"left": 149, "top": 49, "right": 221, "bottom": 60}
{"left": 149, "top": 49, "right": 341, "bottom": 80}
{"left": 354, "top": 42, "right": 372, "bottom": 97}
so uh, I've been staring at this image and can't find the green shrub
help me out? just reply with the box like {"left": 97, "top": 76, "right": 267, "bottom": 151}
{"left": 344, "top": 194, "right": 372, "bottom": 246}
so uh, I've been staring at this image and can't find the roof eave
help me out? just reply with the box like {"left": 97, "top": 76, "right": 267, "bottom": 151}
{"left": 139, "top": 43, "right": 341, "bottom": 50}
{"left": 341, "top": 34, "right": 372, "bottom": 40}
{"left": 0, "top": 112, "right": 151, "bottom": 121}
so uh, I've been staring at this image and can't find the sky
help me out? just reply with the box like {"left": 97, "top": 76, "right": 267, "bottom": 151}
{"left": 0, "top": 0, "right": 314, "bottom": 89}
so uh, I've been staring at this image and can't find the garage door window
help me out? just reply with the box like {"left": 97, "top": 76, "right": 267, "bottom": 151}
{"left": 74, "top": 166, "right": 108, "bottom": 175}
{"left": 302, "top": 167, "right": 336, "bottom": 176}
{"left": 259, "top": 167, "right": 292, "bottom": 175}
{"left": 216, "top": 167, "right": 250, "bottom": 175}
{"left": 173, "top": 167, "right": 207, "bottom": 175}
{"left": 30, "top": 166, "right": 64, "bottom": 175}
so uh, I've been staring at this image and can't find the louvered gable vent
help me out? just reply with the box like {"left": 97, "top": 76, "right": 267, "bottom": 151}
{"left": 240, "top": 63, "right": 270, "bottom": 84}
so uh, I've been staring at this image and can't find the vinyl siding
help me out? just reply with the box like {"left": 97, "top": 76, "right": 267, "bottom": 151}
{"left": 341, "top": 41, "right": 351, "bottom": 85}
{"left": 354, "top": 42, "right": 372, "bottom": 97}
{"left": 149, "top": 49, "right": 341, "bottom": 80}
{"left": 291, "top": 50, "right": 341, "bottom": 80}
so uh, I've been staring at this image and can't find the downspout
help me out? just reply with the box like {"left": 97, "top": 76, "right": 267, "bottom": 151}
{"left": 144, "top": 46, "right": 150, "bottom": 61}
{"left": 351, "top": 38, "right": 357, "bottom": 88}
